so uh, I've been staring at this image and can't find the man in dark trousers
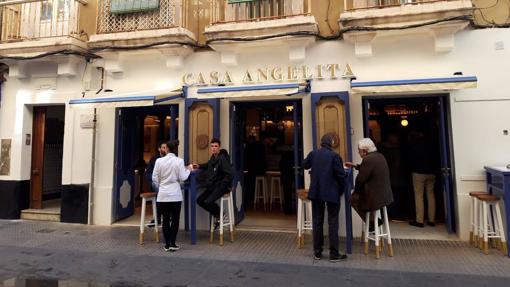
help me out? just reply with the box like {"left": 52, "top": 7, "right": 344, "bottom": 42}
{"left": 302, "top": 134, "right": 347, "bottom": 262}
{"left": 194, "top": 138, "right": 234, "bottom": 228}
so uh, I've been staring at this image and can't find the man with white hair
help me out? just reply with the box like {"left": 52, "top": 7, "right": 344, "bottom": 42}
{"left": 346, "top": 138, "right": 394, "bottom": 225}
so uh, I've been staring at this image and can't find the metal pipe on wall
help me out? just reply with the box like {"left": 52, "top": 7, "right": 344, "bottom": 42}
{"left": 88, "top": 108, "right": 97, "bottom": 225}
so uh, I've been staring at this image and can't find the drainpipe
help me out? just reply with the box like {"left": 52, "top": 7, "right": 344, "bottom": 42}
{"left": 88, "top": 67, "right": 104, "bottom": 225}
{"left": 88, "top": 108, "right": 97, "bottom": 225}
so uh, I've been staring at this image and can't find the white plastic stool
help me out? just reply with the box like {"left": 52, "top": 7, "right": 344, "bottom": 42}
{"left": 139, "top": 192, "right": 159, "bottom": 245}
{"left": 254, "top": 176, "right": 267, "bottom": 211}
{"left": 469, "top": 191, "right": 487, "bottom": 247}
{"left": 268, "top": 173, "right": 283, "bottom": 211}
{"left": 210, "top": 191, "right": 235, "bottom": 246}
{"left": 363, "top": 206, "right": 393, "bottom": 259}
{"left": 477, "top": 194, "right": 507, "bottom": 255}
{"left": 297, "top": 189, "right": 312, "bottom": 248}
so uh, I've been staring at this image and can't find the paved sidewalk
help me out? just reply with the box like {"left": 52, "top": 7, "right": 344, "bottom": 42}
{"left": 0, "top": 219, "right": 509, "bottom": 280}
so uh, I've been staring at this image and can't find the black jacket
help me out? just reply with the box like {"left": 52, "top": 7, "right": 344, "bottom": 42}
{"left": 302, "top": 147, "right": 346, "bottom": 204}
{"left": 198, "top": 149, "right": 234, "bottom": 189}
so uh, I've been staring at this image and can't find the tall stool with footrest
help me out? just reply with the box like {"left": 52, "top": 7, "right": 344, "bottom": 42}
{"left": 477, "top": 194, "right": 507, "bottom": 255}
{"left": 139, "top": 192, "right": 159, "bottom": 245}
{"left": 210, "top": 190, "right": 235, "bottom": 246}
{"left": 363, "top": 206, "right": 393, "bottom": 259}
{"left": 297, "top": 189, "right": 313, "bottom": 248}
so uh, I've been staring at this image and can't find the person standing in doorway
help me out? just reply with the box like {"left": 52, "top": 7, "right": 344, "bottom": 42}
{"left": 152, "top": 141, "right": 192, "bottom": 251}
{"left": 194, "top": 138, "right": 234, "bottom": 228}
{"left": 145, "top": 141, "right": 167, "bottom": 228}
{"left": 407, "top": 131, "right": 439, "bottom": 228}
{"left": 346, "top": 138, "right": 394, "bottom": 227}
{"left": 302, "top": 134, "right": 347, "bottom": 262}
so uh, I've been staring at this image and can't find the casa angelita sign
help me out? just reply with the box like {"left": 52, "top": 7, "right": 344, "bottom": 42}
{"left": 182, "top": 64, "right": 353, "bottom": 86}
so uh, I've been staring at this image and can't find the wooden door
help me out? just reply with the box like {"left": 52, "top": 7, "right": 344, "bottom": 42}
{"left": 30, "top": 107, "right": 46, "bottom": 209}
{"left": 188, "top": 102, "right": 214, "bottom": 164}
{"left": 315, "top": 97, "right": 348, "bottom": 160}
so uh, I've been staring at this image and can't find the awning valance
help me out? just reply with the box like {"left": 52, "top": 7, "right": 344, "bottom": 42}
{"left": 195, "top": 82, "right": 308, "bottom": 99}
{"left": 69, "top": 90, "right": 183, "bottom": 109}
{"left": 350, "top": 76, "right": 477, "bottom": 94}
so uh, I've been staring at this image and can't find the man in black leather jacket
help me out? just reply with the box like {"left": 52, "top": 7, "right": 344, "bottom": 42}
{"left": 194, "top": 138, "right": 234, "bottom": 226}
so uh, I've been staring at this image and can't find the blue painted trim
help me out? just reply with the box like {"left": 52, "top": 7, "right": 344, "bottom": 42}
{"left": 310, "top": 91, "right": 353, "bottom": 254}
{"left": 197, "top": 83, "right": 299, "bottom": 94}
{"left": 154, "top": 94, "right": 183, "bottom": 104}
{"left": 351, "top": 76, "right": 477, "bottom": 87}
{"left": 69, "top": 95, "right": 155, "bottom": 104}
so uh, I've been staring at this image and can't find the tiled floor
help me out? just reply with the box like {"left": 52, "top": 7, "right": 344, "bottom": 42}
{"left": 1, "top": 219, "right": 509, "bottom": 277}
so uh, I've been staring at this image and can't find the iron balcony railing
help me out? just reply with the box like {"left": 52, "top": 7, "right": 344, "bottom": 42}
{"left": 211, "top": 0, "right": 311, "bottom": 24}
{"left": 344, "top": 0, "right": 458, "bottom": 11}
{"left": 0, "top": 0, "right": 86, "bottom": 43}
{"left": 96, "top": 0, "right": 189, "bottom": 34}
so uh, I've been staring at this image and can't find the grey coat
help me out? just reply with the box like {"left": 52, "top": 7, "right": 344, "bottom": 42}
{"left": 354, "top": 151, "right": 394, "bottom": 211}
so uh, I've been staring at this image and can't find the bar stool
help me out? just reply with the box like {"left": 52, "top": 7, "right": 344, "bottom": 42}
{"left": 297, "top": 189, "right": 312, "bottom": 248}
{"left": 477, "top": 194, "right": 507, "bottom": 255}
{"left": 267, "top": 171, "right": 283, "bottom": 211}
{"left": 139, "top": 192, "right": 159, "bottom": 245}
{"left": 210, "top": 191, "right": 235, "bottom": 246}
{"left": 469, "top": 191, "right": 487, "bottom": 247}
{"left": 254, "top": 176, "right": 267, "bottom": 211}
{"left": 363, "top": 206, "right": 393, "bottom": 259}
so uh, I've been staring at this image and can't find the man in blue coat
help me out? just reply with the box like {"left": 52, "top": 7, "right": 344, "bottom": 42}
{"left": 302, "top": 134, "right": 347, "bottom": 262}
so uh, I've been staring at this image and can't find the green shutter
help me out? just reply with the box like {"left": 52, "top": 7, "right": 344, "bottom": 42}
{"left": 110, "top": 0, "right": 160, "bottom": 14}
{"left": 228, "top": 0, "right": 255, "bottom": 4}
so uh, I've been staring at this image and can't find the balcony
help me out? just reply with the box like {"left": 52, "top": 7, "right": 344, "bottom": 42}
{"left": 0, "top": 0, "right": 88, "bottom": 56}
{"left": 339, "top": 0, "right": 474, "bottom": 57}
{"left": 205, "top": 0, "right": 318, "bottom": 65}
{"left": 88, "top": 0, "right": 196, "bottom": 71}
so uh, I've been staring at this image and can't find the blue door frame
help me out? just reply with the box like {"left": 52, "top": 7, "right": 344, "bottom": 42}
{"left": 113, "top": 105, "right": 179, "bottom": 222}
{"left": 183, "top": 97, "right": 220, "bottom": 244}
{"left": 361, "top": 94, "right": 456, "bottom": 234}
{"left": 310, "top": 92, "right": 354, "bottom": 253}
{"left": 229, "top": 102, "right": 246, "bottom": 224}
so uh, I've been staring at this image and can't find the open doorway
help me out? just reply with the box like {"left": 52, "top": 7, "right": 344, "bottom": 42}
{"left": 23, "top": 106, "right": 65, "bottom": 221}
{"left": 363, "top": 96, "right": 456, "bottom": 240}
{"left": 231, "top": 100, "right": 304, "bottom": 231}
{"left": 113, "top": 105, "right": 179, "bottom": 225}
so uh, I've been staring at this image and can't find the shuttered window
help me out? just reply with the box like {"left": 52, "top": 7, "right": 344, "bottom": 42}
{"left": 228, "top": 0, "right": 254, "bottom": 3}
{"left": 110, "top": 0, "right": 160, "bottom": 14}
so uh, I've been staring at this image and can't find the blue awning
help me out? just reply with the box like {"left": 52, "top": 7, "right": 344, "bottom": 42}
{"left": 351, "top": 76, "right": 477, "bottom": 94}
{"left": 195, "top": 82, "right": 309, "bottom": 99}
{"left": 69, "top": 89, "right": 183, "bottom": 109}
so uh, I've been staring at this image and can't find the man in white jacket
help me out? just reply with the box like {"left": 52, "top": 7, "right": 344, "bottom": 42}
{"left": 152, "top": 141, "right": 192, "bottom": 251}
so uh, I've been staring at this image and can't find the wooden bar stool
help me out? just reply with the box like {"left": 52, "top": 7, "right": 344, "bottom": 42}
{"left": 267, "top": 171, "right": 283, "bottom": 211}
{"left": 469, "top": 191, "right": 487, "bottom": 247}
{"left": 210, "top": 191, "right": 235, "bottom": 246}
{"left": 254, "top": 176, "right": 267, "bottom": 211}
{"left": 363, "top": 206, "right": 393, "bottom": 259}
{"left": 296, "top": 189, "right": 312, "bottom": 248}
{"left": 477, "top": 194, "right": 508, "bottom": 255}
{"left": 139, "top": 192, "right": 159, "bottom": 245}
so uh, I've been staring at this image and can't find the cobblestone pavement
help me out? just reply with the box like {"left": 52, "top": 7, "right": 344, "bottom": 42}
{"left": 0, "top": 220, "right": 509, "bottom": 286}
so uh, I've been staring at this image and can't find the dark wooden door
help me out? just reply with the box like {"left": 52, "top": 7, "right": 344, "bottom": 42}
{"left": 30, "top": 107, "right": 46, "bottom": 209}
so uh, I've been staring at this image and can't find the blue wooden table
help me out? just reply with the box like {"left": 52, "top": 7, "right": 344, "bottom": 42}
{"left": 484, "top": 166, "right": 510, "bottom": 257}
{"left": 183, "top": 171, "right": 199, "bottom": 245}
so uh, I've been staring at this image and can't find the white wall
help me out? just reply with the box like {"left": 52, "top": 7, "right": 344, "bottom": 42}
{"left": 2, "top": 28, "right": 509, "bottom": 237}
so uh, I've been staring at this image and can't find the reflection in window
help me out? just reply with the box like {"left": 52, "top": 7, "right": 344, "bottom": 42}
{"left": 40, "top": 2, "right": 53, "bottom": 21}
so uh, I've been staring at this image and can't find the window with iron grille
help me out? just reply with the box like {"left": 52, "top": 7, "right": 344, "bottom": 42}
{"left": 110, "top": 0, "right": 160, "bottom": 14}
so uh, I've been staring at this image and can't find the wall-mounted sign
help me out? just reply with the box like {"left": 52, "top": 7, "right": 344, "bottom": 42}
{"left": 182, "top": 64, "right": 354, "bottom": 86}
{"left": 0, "top": 139, "right": 11, "bottom": 175}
